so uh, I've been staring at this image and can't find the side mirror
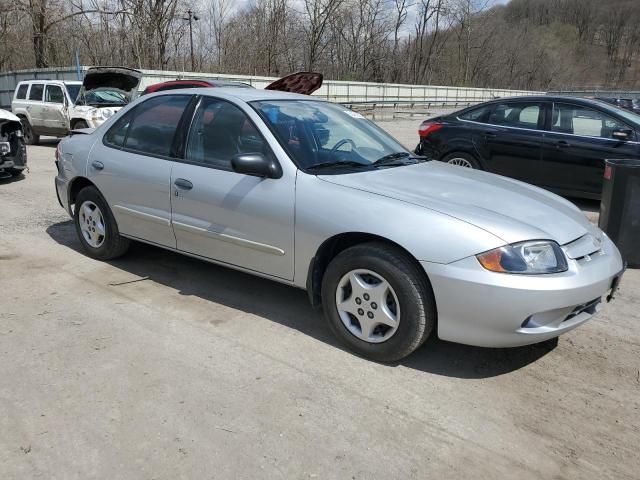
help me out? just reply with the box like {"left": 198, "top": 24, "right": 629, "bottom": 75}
{"left": 231, "top": 153, "right": 282, "bottom": 179}
{"left": 612, "top": 128, "right": 633, "bottom": 141}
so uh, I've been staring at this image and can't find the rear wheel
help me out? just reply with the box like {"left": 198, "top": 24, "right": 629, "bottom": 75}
{"left": 21, "top": 119, "right": 39, "bottom": 145}
{"left": 321, "top": 242, "right": 436, "bottom": 362}
{"left": 72, "top": 120, "right": 89, "bottom": 129}
{"left": 73, "top": 186, "right": 130, "bottom": 260}
{"left": 442, "top": 151, "right": 480, "bottom": 169}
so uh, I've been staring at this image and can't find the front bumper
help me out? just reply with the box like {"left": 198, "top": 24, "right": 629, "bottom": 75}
{"left": 421, "top": 234, "right": 624, "bottom": 347}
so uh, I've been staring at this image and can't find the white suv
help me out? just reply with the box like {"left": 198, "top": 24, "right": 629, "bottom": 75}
{"left": 11, "top": 67, "right": 141, "bottom": 145}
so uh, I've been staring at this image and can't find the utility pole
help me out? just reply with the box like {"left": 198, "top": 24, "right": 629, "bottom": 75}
{"left": 184, "top": 10, "right": 200, "bottom": 71}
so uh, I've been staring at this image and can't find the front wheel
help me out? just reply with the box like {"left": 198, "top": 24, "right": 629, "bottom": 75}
{"left": 74, "top": 186, "right": 130, "bottom": 260}
{"left": 321, "top": 242, "right": 436, "bottom": 362}
{"left": 72, "top": 120, "right": 89, "bottom": 129}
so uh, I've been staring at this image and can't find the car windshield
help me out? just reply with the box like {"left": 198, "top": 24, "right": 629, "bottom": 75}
{"left": 65, "top": 84, "right": 81, "bottom": 103}
{"left": 611, "top": 105, "right": 640, "bottom": 125}
{"left": 252, "top": 100, "right": 413, "bottom": 172}
{"left": 80, "top": 89, "right": 128, "bottom": 106}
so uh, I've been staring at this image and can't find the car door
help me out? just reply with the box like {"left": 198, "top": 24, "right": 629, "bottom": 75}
{"left": 43, "top": 84, "right": 68, "bottom": 135}
{"left": 26, "top": 83, "right": 45, "bottom": 131}
{"left": 170, "top": 96, "right": 295, "bottom": 280}
{"left": 88, "top": 94, "right": 194, "bottom": 248}
{"left": 541, "top": 102, "right": 640, "bottom": 197}
{"left": 474, "top": 100, "right": 547, "bottom": 183}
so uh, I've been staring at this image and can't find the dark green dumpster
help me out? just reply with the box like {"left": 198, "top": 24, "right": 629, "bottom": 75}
{"left": 599, "top": 159, "right": 640, "bottom": 268}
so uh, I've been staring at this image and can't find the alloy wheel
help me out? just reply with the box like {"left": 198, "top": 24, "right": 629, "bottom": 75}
{"left": 335, "top": 269, "right": 401, "bottom": 343}
{"left": 447, "top": 157, "right": 473, "bottom": 168}
{"left": 79, "top": 200, "right": 106, "bottom": 248}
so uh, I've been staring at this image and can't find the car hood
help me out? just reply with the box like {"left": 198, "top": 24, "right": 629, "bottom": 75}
{"left": 78, "top": 66, "right": 142, "bottom": 103}
{"left": 0, "top": 109, "right": 20, "bottom": 123}
{"left": 319, "top": 162, "right": 597, "bottom": 246}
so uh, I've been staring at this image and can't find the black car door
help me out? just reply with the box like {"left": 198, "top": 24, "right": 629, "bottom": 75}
{"left": 541, "top": 102, "right": 640, "bottom": 198}
{"left": 474, "top": 100, "right": 547, "bottom": 183}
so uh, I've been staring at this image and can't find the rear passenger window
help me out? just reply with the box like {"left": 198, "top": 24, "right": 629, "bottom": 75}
{"left": 28, "top": 84, "right": 44, "bottom": 101}
{"left": 104, "top": 111, "right": 134, "bottom": 148}
{"left": 123, "top": 95, "right": 191, "bottom": 157}
{"left": 489, "top": 102, "right": 543, "bottom": 129}
{"left": 459, "top": 105, "right": 491, "bottom": 123}
{"left": 16, "top": 84, "right": 28, "bottom": 99}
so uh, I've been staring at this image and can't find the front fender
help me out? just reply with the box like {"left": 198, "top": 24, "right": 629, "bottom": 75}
{"left": 292, "top": 173, "right": 505, "bottom": 288}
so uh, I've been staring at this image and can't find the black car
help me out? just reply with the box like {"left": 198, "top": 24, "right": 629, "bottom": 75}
{"left": 415, "top": 96, "right": 640, "bottom": 199}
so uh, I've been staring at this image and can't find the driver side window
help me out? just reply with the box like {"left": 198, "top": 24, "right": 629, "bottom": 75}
{"left": 185, "top": 98, "right": 271, "bottom": 170}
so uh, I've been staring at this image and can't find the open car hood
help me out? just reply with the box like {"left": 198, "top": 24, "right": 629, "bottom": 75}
{"left": 79, "top": 66, "right": 142, "bottom": 102}
{"left": 0, "top": 109, "right": 20, "bottom": 123}
{"left": 266, "top": 72, "right": 323, "bottom": 95}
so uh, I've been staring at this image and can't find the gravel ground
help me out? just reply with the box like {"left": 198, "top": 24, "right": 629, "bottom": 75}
{"left": 1, "top": 126, "right": 638, "bottom": 480}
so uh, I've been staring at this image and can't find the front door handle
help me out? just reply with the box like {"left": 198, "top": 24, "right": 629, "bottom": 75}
{"left": 174, "top": 178, "right": 193, "bottom": 190}
{"left": 484, "top": 132, "right": 497, "bottom": 139}
{"left": 91, "top": 160, "right": 104, "bottom": 170}
{"left": 556, "top": 140, "right": 570, "bottom": 148}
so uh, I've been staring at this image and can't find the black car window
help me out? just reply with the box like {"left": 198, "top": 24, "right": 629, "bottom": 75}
{"left": 185, "top": 98, "right": 272, "bottom": 170}
{"left": 123, "top": 95, "right": 191, "bottom": 157}
{"left": 552, "top": 103, "right": 630, "bottom": 140}
{"left": 104, "top": 110, "right": 134, "bottom": 148}
{"left": 459, "top": 105, "right": 491, "bottom": 123}
{"left": 16, "top": 84, "right": 28, "bottom": 99}
{"left": 488, "top": 102, "right": 543, "bottom": 130}
{"left": 28, "top": 84, "right": 44, "bottom": 101}
{"left": 45, "top": 85, "right": 64, "bottom": 104}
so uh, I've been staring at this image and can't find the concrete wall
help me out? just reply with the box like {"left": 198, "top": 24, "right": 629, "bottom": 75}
{"left": 0, "top": 66, "right": 544, "bottom": 109}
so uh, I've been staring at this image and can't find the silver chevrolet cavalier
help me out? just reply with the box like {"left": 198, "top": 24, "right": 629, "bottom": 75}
{"left": 54, "top": 88, "right": 625, "bottom": 361}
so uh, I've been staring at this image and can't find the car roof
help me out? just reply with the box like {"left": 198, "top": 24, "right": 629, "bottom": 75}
{"left": 17, "top": 80, "right": 81, "bottom": 85}
{"left": 151, "top": 87, "right": 322, "bottom": 103}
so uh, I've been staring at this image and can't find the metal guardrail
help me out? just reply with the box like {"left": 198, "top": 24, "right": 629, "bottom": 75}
{"left": 0, "top": 66, "right": 543, "bottom": 110}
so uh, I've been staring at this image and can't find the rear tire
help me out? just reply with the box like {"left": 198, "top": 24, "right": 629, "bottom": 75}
{"left": 442, "top": 151, "right": 480, "bottom": 169}
{"left": 321, "top": 242, "right": 436, "bottom": 362}
{"left": 74, "top": 186, "right": 130, "bottom": 260}
{"left": 21, "top": 119, "right": 39, "bottom": 145}
{"left": 72, "top": 120, "right": 89, "bottom": 129}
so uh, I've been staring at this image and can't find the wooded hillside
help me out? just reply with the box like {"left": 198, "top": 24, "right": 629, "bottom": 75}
{"left": 1, "top": 0, "right": 639, "bottom": 90}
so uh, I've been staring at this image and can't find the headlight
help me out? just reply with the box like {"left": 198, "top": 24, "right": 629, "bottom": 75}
{"left": 477, "top": 240, "right": 568, "bottom": 274}
{"left": 101, "top": 108, "right": 113, "bottom": 119}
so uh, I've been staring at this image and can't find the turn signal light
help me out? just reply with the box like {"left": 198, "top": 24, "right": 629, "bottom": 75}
{"left": 418, "top": 122, "right": 443, "bottom": 138}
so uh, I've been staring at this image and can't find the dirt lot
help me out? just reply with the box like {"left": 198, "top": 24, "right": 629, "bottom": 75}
{"left": 1, "top": 121, "right": 639, "bottom": 479}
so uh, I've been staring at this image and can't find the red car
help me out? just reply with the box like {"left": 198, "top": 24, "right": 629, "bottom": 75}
{"left": 141, "top": 72, "right": 323, "bottom": 96}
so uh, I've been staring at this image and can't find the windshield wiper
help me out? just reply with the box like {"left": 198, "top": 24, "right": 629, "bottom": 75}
{"left": 306, "top": 160, "right": 370, "bottom": 171}
{"left": 372, "top": 152, "right": 412, "bottom": 167}
{"left": 373, "top": 152, "right": 429, "bottom": 168}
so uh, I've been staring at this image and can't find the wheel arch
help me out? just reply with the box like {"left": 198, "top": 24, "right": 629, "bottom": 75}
{"left": 305, "top": 232, "right": 429, "bottom": 308}
{"left": 67, "top": 176, "right": 98, "bottom": 211}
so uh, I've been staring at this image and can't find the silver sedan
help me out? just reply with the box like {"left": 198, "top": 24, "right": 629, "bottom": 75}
{"left": 54, "top": 88, "right": 625, "bottom": 361}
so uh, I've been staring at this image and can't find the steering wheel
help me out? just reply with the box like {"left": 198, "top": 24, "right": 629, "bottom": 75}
{"left": 330, "top": 139, "right": 356, "bottom": 153}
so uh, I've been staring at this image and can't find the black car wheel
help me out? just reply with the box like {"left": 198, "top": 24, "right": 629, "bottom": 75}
{"left": 442, "top": 152, "right": 480, "bottom": 169}
{"left": 21, "top": 119, "right": 39, "bottom": 145}
{"left": 321, "top": 242, "right": 436, "bottom": 362}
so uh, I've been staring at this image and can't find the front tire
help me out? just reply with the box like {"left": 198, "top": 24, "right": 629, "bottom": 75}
{"left": 321, "top": 242, "right": 436, "bottom": 362}
{"left": 72, "top": 120, "right": 89, "bottom": 129}
{"left": 74, "top": 186, "right": 130, "bottom": 260}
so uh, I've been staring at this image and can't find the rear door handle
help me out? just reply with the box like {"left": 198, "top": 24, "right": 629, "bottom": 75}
{"left": 174, "top": 178, "right": 193, "bottom": 190}
{"left": 483, "top": 132, "right": 497, "bottom": 139}
{"left": 91, "top": 160, "right": 104, "bottom": 170}
{"left": 556, "top": 140, "right": 570, "bottom": 148}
